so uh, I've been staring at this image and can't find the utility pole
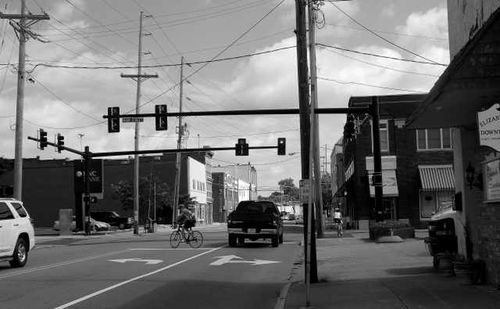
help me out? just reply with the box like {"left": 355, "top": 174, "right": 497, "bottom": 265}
{"left": 121, "top": 11, "right": 158, "bottom": 234}
{"left": 295, "top": 1, "right": 318, "bottom": 306}
{"left": 172, "top": 56, "right": 185, "bottom": 223}
{"left": 308, "top": 0, "right": 324, "bottom": 239}
{"left": 371, "top": 96, "right": 384, "bottom": 222}
{"left": 1, "top": 0, "right": 49, "bottom": 200}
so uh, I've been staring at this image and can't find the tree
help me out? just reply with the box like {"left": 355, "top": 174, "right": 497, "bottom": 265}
{"left": 111, "top": 176, "right": 173, "bottom": 224}
{"left": 321, "top": 173, "right": 333, "bottom": 215}
{"left": 278, "top": 177, "right": 300, "bottom": 201}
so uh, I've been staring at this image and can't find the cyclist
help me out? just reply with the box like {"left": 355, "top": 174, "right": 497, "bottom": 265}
{"left": 333, "top": 207, "right": 343, "bottom": 237}
{"left": 176, "top": 204, "right": 195, "bottom": 236}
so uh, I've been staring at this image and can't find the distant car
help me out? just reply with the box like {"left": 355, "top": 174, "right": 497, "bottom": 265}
{"left": 53, "top": 216, "right": 111, "bottom": 232}
{"left": 90, "top": 211, "right": 132, "bottom": 229}
{"left": 0, "top": 198, "right": 35, "bottom": 268}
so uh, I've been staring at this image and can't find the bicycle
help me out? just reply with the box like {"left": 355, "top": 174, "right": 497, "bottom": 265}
{"left": 169, "top": 224, "right": 204, "bottom": 248}
{"left": 335, "top": 220, "right": 343, "bottom": 238}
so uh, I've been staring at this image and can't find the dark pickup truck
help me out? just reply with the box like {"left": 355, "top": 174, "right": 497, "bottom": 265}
{"left": 227, "top": 200, "right": 284, "bottom": 247}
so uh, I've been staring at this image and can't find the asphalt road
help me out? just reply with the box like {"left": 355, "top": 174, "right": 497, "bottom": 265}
{"left": 0, "top": 228, "right": 303, "bottom": 309}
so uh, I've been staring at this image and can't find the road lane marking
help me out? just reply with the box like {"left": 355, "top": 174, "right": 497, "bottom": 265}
{"left": 54, "top": 246, "right": 224, "bottom": 309}
{"left": 210, "top": 255, "right": 281, "bottom": 266}
{"left": 0, "top": 249, "right": 129, "bottom": 280}
{"left": 129, "top": 248, "right": 208, "bottom": 251}
{"left": 109, "top": 258, "right": 163, "bottom": 265}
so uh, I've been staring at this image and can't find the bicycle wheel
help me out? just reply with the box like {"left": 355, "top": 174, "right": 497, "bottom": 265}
{"left": 188, "top": 231, "right": 203, "bottom": 248}
{"left": 170, "top": 231, "right": 182, "bottom": 248}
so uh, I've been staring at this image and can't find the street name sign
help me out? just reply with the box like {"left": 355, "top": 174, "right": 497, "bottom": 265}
{"left": 122, "top": 117, "right": 144, "bottom": 123}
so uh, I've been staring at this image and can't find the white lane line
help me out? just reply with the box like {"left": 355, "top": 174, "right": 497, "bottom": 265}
{"left": 129, "top": 248, "right": 210, "bottom": 251}
{"left": 0, "top": 249, "right": 129, "bottom": 280}
{"left": 54, "top": 246, "right": 224, "bottom": 309}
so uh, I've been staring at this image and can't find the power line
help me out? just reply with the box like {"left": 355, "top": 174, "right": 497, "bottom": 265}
{"left": 317, "top": 76, "right": 425, "bottom": 93}
{"left": 328, "top": 0, "right": 443, "bottom": 65}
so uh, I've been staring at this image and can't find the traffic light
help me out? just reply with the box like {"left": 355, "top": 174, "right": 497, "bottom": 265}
{"left": 155, "top": 104, "right": 168, "bottom": 130}
{"left": 343, "top": 114, "right": 355, "bottom": 141}
{"left": 235, "top": 138, "right": 249, "bottom": 156}
{"left": 277, "top": 138, "right": 286, "bottom": 155}
{"left": 56, "top": 133, "right": 65, "bottom": 153}
{"left": 107, "top": 107, "right": 120, "bottom": 133}
{"left": 39, "top": 129, "right": 48, "bottom": 150}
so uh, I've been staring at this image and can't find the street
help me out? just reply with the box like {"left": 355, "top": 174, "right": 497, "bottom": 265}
{"left": 0, "top": 226, "right": 302, "bottom": 309}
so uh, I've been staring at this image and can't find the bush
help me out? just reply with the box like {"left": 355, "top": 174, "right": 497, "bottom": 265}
{"left": 369, "top": 220, "right": 415, "bottom": 240}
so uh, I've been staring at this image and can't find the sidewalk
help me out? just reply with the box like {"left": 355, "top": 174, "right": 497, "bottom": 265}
{"left": 282, "top": 229, "right": 500, "bottom": 309}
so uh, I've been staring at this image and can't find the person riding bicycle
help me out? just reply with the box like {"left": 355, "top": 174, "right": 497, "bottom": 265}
{"left": 176, "top": 204, "right": 196, "bottom": 234}
{"left": 333, "top": 207, "right": 343, "bottom": 235}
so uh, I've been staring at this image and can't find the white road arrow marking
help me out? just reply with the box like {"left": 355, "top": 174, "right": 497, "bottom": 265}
{"left": 210, "top": 255, "right": 280, "bottom": 266}
{"left": 109, "top": 258, "right": 163, "bottom": 265}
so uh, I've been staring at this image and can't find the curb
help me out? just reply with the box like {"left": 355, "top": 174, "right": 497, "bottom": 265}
{"left": 274, "top": 282, "right": 292, "bottom": 309}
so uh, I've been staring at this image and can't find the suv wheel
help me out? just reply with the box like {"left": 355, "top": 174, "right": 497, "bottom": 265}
{"left": 228, "top": 234, "right": 237, "bottom": 247}
{"left": 271, "top": 234, "right": 279, "bottom": 247}
{"left": 119, "top": 223, "right": 125, "bottom": 230}
{"left": 10, "top": 238, "right": 28, "bottom": 268}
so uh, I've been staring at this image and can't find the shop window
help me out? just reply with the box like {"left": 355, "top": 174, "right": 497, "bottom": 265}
{"left": 420, "top": 191, "right": 454, "bottom": 219}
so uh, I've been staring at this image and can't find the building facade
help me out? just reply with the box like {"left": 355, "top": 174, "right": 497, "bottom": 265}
{"left": 408, "top": 2, "right": 500, "bottom": 286}
{"left": 341, "top": 94, "right": 454, "bottom": 229}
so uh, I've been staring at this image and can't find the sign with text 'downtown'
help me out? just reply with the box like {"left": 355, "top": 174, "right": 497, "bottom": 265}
{"left": 478, "top": 103, "right": 500, "bottom": 152}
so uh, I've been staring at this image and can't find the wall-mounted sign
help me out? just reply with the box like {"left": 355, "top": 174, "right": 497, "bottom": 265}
{"left": 478, "top": 103, "right": 500, "bottom": 152}
{"left": 484, "top": 158, "right": 500, "bottom": 202}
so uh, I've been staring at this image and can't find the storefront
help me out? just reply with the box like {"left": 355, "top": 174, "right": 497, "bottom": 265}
{"left": 418, "top": 165, "right": 455, "bottom": 220}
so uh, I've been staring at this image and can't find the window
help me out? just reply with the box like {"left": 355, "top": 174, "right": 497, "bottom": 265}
{"left": 0, "top": 202, "right": 14, "bottom": 220}
{"left": 371, "top": 120, "right": 389, "bottom": 152}
{"left": 416, "top": 128, "right": 453, "bottom": 150}
{"left": 192, "top": 180, "right": 196, "bottom": 190}
{"left": 11, "top": 202, "right": 27, "bottom": 218}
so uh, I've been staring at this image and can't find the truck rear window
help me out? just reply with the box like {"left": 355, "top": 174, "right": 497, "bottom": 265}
{"left": 236, "top": 201, "right": 278, "bottom": 215}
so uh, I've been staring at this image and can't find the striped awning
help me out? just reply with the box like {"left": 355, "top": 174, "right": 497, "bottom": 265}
{"left": 418, "top": 165, "right": 455, "bottom": 191}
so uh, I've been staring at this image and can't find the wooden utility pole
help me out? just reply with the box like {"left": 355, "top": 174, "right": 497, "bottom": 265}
{"left": 172, "top": 56, "right": 185, "bottom": 223}
{"left": 0, "top": 0, "right": 49, "bottom": 200}
{"left": 295, "top": 1, "right": 318, "bottom": 305}
{"left": 121, "top": 11, "right": 158, "bottom": 234}
{"left": 308, "top": 0, "right": 324, "bottom": 239}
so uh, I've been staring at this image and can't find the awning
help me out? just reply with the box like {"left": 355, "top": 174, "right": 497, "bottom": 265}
{"left": 418, "top": 165, "right": 455, "bottom": 191}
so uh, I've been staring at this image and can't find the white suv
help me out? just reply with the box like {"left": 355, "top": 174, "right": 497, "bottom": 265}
{"left": 0, "top": 198, "right": 35, "bottom": 267}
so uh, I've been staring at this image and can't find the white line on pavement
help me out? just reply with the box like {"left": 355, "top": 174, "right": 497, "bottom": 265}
{"left": 54, "top": 246, "right": 224, "bottom": 309}
{"left": 129, "top": 248, "right": 210, "bottom": 251}
{"left": 0, "top": 249, "right": 130, "bottom": 280}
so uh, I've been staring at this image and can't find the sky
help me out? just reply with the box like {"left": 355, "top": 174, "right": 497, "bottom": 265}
{"left": 0, "top": 0, "right": 450, "bottom": 195}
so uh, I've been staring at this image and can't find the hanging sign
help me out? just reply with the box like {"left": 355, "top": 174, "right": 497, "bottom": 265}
{"left": 478, "top": 103, "right": 500, "bottom": 152}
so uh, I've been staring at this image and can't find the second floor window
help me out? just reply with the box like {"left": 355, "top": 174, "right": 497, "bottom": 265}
{"left": 371, "top": 120, "right": 389, "bottom": 153}
{"left": 416, "top": 128, "right": 452, "bottom": 150}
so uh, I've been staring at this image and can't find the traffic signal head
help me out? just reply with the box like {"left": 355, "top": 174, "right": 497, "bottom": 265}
{"left": 235, "top": 138, "right": 249, "bottom": 156}
{"left": 343, "top": 114, "right": 355, "bottom": 141}
{"left": 155, "top": 104, "right": 168, "bottom": 130}
{"left": 39, "top": 129, "right": 48, "bottom": 150}
{"left": 107, "top": 107, "right": 120, "bottom": 133}
{"left": 56, "top": 133, "right": 65, "bottom": 153}
{"left": 277, "top": 138, "right": 286, "bottom": 155}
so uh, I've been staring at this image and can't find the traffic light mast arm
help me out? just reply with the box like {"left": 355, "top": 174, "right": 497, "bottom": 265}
{"left": 90, "top": 145, "right": 278, "bottom": 158}
{"left": 27, "top": 136, "right": 85, "bottom": 156}
{"left": 102, "top": 107, "right": 371, "bottom": 119}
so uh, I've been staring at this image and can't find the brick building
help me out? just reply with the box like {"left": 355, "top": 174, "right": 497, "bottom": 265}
{"left": 408, "top": 2, "right": 500, "bottom": 286}
{"left": 341, "top": 94, "right": 454, "bottom": 229}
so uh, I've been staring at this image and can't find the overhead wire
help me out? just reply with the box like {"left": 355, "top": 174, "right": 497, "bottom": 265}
{"left": 328, "top": 0, "right": 444, "bottom": 65}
